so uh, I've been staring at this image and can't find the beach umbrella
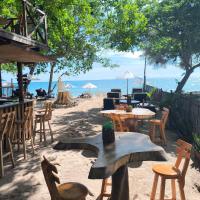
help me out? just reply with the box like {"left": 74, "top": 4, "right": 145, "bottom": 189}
{"left": 57, "top": 77, "right": 66, "bottom": 92}
{"left": 82, "top": 83, "right": 97, "bottom": 95}
{"left": 65, "top": 83, "right": 73, "bottom": 89}
{"left": 121, "top": 71, "right": 135, "bottom": 96}
{"left": 27, "top": 74, "right": 40, "bottom": 80}
{"left": 82, "top": 83, "right": 97, "bottom": 89}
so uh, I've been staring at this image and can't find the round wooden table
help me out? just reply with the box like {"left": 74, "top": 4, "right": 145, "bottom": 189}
{"left": 101, "top": 108, "right": 155, "bottom": 119}
{"left": 100, "top": 108, "right": 156, "bottom": 131}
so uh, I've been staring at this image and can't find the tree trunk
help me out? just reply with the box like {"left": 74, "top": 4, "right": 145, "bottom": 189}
{"left": 175, "top": 68, "right": 193, "bottom": 93}
{"left": 24, "top": 65, "right": 35, "bottom": 92}
{"left": 143, "top": 57, "right": 147, "bottom": 92}
{"left": 48, "top": 62, "right": 56, "bottom": 96}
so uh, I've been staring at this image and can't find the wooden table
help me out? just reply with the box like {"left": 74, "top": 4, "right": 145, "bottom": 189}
{"left": 54, "top": 132, "right": 167, "bottom": 200}
{"left": 100, "top": 108, "right": 155, "bottom": 119}
{"left": 100, "top": 108, "right": 156, "bottom": 131}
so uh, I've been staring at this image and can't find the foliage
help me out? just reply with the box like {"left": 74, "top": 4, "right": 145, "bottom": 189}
{"left": 0, "top": 63, "right": 17, "bottom": 73}
{"left": 141, "top": 0, "right": 200, "bottom": 93}
{"left": 101, "top": 0, "right": 147, "bottom": 51}
{"left": 147, "top": 87, "right": 157, "bottom": 100}
{"left": 157, "top": 92, "right": 194, "bottom": 142}
{"left": 0, "top": 0, "right": 121, "bottom": 75}
{"left": 193, "top": 134, "right": 200, "bottom": 152}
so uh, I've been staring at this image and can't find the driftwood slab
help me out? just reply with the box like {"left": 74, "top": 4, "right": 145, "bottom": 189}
{"left": 54, "top": 132, "right": 167, "bottom": 179}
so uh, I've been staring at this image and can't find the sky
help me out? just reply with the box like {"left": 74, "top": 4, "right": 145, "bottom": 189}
{"left": 2, "top": 50, "right": 200, "bottom": 82}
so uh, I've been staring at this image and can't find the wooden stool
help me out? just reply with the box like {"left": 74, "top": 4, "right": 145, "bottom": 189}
{"left": 0, "top": 111, "right": 15, "bottom": 177}
{"left": 149, "top": 107, "right": 169, "bottom": 145}
{"left": 41, "top": 156, "right": 90, "bottom": 200}
{"left": 98, "top": 178, "right": 112, "bottom": 200}
{"left": 150, "top": 139, "right": 192, "bottom": 200}
{"left": 14, "top": 107, "right": 35, "bottom": 160}
{"left": 34, "top": 101, "right": 53, "bottom": 144}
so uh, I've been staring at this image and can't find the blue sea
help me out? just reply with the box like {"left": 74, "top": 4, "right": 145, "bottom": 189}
{"left": 23, "top": 77, "right": 200, "bottom": 97}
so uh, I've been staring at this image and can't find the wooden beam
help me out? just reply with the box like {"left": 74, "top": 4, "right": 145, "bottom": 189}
{"left": 0, "top": 65, "right": 2, "bottom": 97}
{"left": 0, "top": 43, "right": 55, "bottom": 63}
{"left": 17, "top": 62, "right": 24, "bottom": 102}
{"left": 0, "top": 29, "right": 48, "bottom": 50}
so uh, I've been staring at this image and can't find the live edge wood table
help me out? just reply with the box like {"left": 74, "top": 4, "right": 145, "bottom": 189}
{"left": 54, "top": 132, "right": 167, "bottom": 200}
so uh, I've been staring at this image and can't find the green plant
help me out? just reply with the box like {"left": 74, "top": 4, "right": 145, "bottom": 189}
{"left": 147, "top": 87, "right": 157, "bottom": 101}
{"left": 126, "top": 105, "right": 133, "bottom": 112}
{"left": 193, "top": 134, "right": 200, "bottom": 152}
{"left": 103, "top": 121, "right": 113, "bottom": 130}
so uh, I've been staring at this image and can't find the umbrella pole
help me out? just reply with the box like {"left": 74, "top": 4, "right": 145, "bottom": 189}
{"left": 127, "top": 79, "right": 129, "bottom": 97}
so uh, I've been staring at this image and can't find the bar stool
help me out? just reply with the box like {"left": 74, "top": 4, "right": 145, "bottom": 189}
{"left": 149, "top": 107, "right": 169, "bottom": 145}
{"left": 150, "top": 139, "right": 192, "bottom": 200}
{"left": 41, "top": 156, "right": 91, "bottom": 200}
{"left": 34, "top": 101, "right": 53, "bottom": 144}
{"left": 14, "top": 106, "right": 35, "bottom": 159}
{"left": 98, "top": 178, "right": 111, "bottom": 200}
{"left": 0, "top": 111, "right": 15, "bottom": 177}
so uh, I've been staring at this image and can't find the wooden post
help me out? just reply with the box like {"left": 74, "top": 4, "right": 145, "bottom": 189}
{"left": 0, "top": 64, "right": 2, "bottom": 97}
{"left": 17, "top": 62, "right": 24, "bottom": 102}
{"left": 22, "top": 0, "right": 28, "bottom": 36}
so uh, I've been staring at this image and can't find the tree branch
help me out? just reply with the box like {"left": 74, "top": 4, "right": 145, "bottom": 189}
{"left": 192, "top": 62, "right": 200, "bottom": 70}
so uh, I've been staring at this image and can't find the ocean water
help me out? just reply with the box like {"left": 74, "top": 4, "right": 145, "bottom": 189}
{"left": 24, "top": 77, "right": 200, "bottom": 97}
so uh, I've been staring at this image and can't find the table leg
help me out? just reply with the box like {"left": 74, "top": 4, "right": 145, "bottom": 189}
{"left": 111, "top": 165, "right": 129, "bottom": 200}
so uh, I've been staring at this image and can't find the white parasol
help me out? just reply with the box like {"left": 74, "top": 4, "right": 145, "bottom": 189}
{"left": 121, "top": 71, "right": 135, "bottom": 96}
{"left": 82, "top": 83, "right": 97, "bottom": 89}
{"left": 57, "top": 78, "right": 66, "bottom": 92}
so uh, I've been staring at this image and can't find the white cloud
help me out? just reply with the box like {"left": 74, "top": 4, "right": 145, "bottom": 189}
{"left": 100, "top": 49, "right": 143, "bottom": 59}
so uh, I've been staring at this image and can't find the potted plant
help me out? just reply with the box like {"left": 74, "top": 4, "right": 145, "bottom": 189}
{"left": 126, "top": 105, "right": 133, "bottom": 112}
{"left": 193, "top": 134, "right": 200, "bottom": 161}
{"left": 102, "top": 121, "right": 115, "bottom": 145}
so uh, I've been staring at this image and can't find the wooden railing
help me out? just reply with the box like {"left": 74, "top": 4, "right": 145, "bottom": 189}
{"left": 0, "top": 0, "right": 47, "bottom": 45}
{"left": 146, "top": 85, "right": 200, "bottom": 141}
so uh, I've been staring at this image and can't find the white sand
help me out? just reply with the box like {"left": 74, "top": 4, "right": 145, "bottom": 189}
{"left": 0, "top": 95, "right": 199, "bottom": 200}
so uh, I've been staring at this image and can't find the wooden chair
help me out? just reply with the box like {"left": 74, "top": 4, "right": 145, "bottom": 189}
{"left": 98, "top": 178, "right": 111, "bottom": 200}
{"left": 149, "top": 107, "right": 169, "bottom": 145}
{"left": 150, "top": 139, "right": 192, "bottom": 200}
{"left": 41, "top": 156, "right": 90, "bottom": 200}
{"left": 34, "top": 101, "right": 53, "bottom": 144}
{"left": 0, "top": 111, "right": 15, "bottom": 177}
{"left": 110, "top": 113, "right": 129, "bottom": 132}
{"left": 14, "top": 106, "right": 35, "bottom": 159}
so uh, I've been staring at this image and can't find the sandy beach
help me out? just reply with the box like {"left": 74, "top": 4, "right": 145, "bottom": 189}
{"left": 0, "top": 96, "right": 199, "bottom": 200}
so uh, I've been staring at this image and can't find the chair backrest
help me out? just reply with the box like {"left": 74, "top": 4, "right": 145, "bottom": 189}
{"left": 23, "top": 106, "right": 33, "bottom": 140}
{"left": 115, "top": 104, "right": 128, "bottom": 111}
{"left": 132, "top": 88, "right": 143, "bottom": 94}
{"left": 41, "top": 156, "right": 61, "bottom": 200}
{"left": 103, "top": 98, "right": 115, "bottom": 110}
{"left": 133, "top": 93, "right": 147, "bottom": 102}
{"left": 111, "top": 89, "right": 121, "bottom": 97}
{"left": 110, "top": 114, "right": 122, "bottom": 132}
{"left": 0, "top": 111, "right": 16, "bottom": 141}
{"left": 161, "top": 107, "right": 169, "bottom": 127}
{"left": 107, "top": 92, "right": 120, "bottom": 99}
{"left": 44, "top": 102, "right": 53, "bottom": 120}
{"left": 175, "top": 139, "right": 192, "bottom": 184}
